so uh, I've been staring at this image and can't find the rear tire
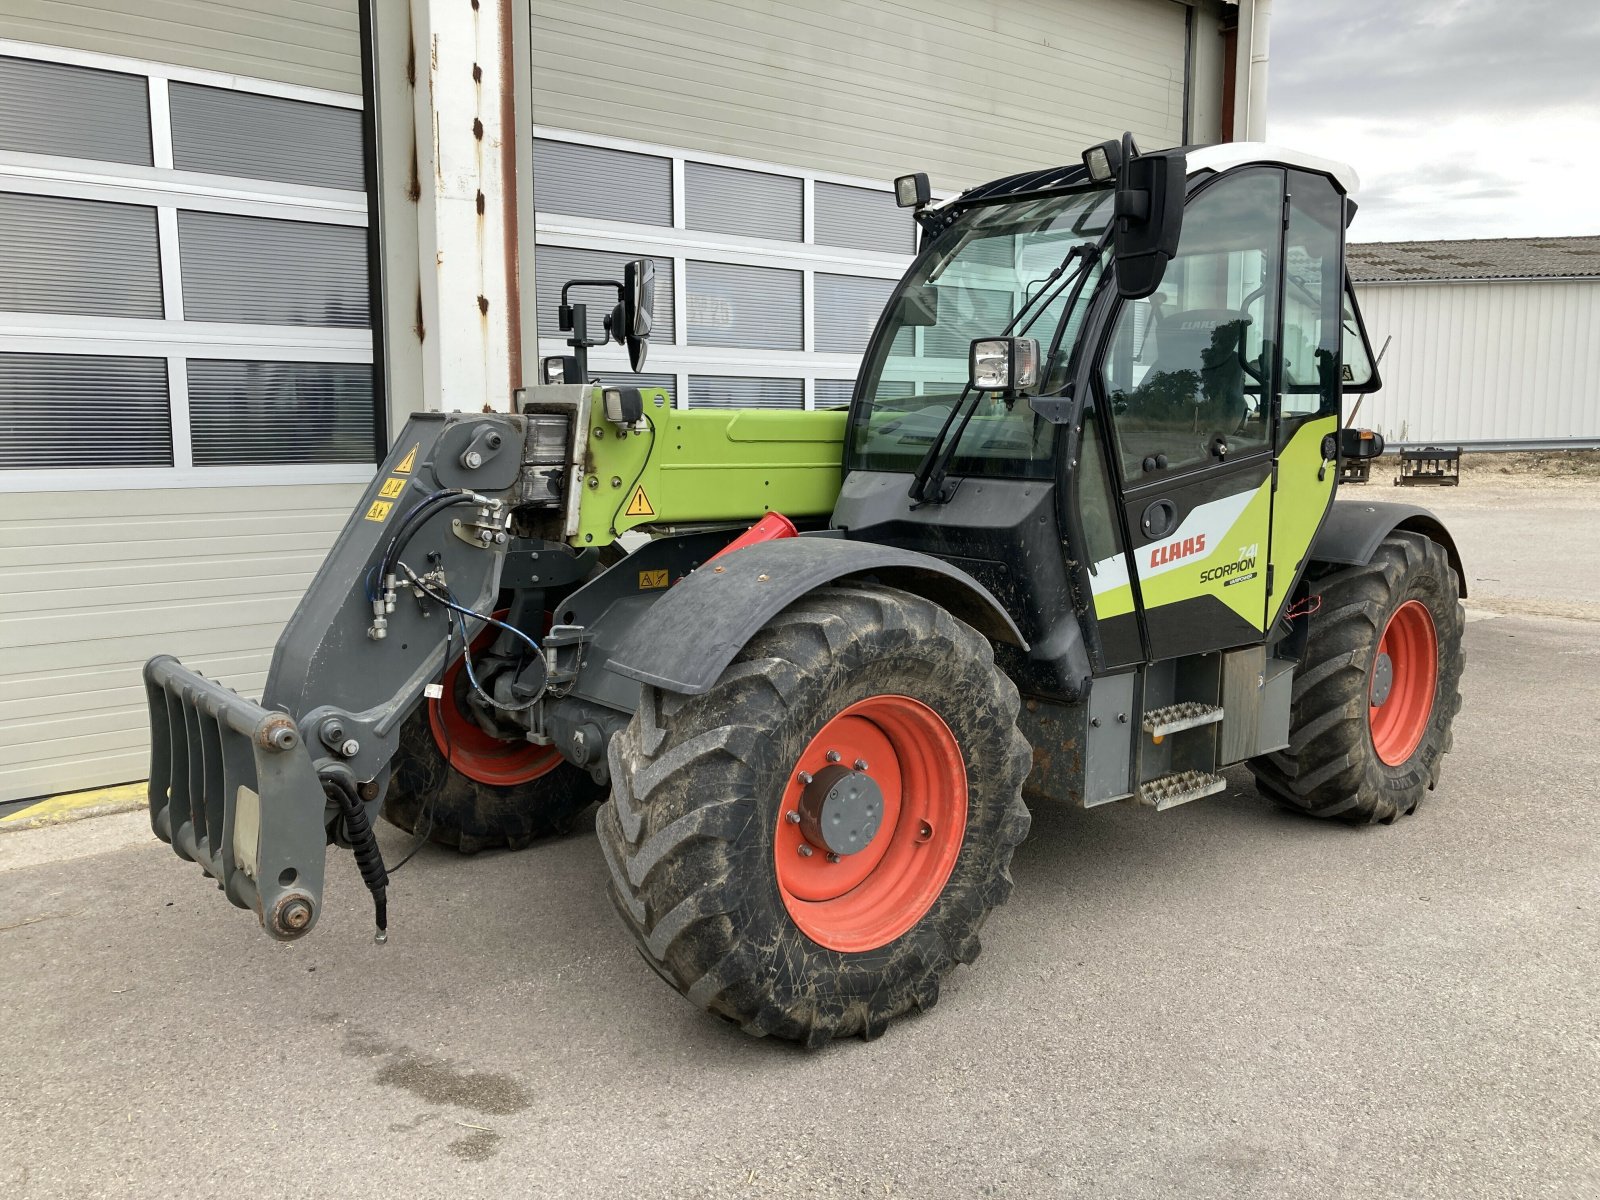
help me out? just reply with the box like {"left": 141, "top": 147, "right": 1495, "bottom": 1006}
{"left": 1250, "top": 532, "right": 1465, "bottom": 823}
{"left": 596, "top": 585, "right": 1032, "bottom": 1046}
{"left": 381, "top": 704, "right": 603, "bottom": 854}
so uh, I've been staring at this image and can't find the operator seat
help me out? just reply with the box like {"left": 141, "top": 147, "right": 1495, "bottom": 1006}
{"left": 1144, "top": 308, "right": 1250, "bottom": 432}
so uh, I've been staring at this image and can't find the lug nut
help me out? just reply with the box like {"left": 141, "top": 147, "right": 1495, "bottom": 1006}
{"left": 825, "top": 750, "right": 841, "bottom": 764}
{"left": 853, "top": 758, "right": 868, "bottom": 772}
{"left": 826, "top": 852, "right": 840, "bottom": 863}
{"left": 798, "top": 771, "right": 813, "bottom": 785}
{"left": 798, "top": 844, "right": 814, "bottom": 858}
{"left": 785, "top": 810, "right": 801, "bottom": 824}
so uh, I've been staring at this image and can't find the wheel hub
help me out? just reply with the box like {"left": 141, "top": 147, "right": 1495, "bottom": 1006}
{"left": 1370, "top": 651, "right": 1394, "bottom": 706}
{"left": 798, "top": 764, "right": 884, "bottom": 857}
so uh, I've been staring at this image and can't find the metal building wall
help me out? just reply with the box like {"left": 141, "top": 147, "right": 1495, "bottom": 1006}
{"left": 0, "top": 0, "right": 361, "bottom": 92}
{"left": 1354, "top": 280, "right": 1600, "bottom": 448}
{"left": 527, "top": 0, "right": 1195, "bottom": 191}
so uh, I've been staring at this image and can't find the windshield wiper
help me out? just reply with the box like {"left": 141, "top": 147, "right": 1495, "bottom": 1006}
{"left": 907, "top": 240, "right": 1102, "bottom": 506}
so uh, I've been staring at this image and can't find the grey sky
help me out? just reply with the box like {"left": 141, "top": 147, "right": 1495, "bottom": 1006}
{"left": 1268, "top": 0, "right": 1600, "bottom": 242}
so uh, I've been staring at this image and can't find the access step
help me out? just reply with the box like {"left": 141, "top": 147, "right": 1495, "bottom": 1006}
{"left": 1138, "top": 769, "right": 1227, "bottom": 811}
{"left": 1141, "top": 702, "right": 1224, "bottom": 739}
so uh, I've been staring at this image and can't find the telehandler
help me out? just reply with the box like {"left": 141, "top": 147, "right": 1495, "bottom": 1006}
{"left": 144, "top": 137, "right": 1465, "bottom": 1045}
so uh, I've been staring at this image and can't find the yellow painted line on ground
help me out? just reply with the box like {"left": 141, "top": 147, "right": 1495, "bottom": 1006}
{"left": 0, "top": 781, "right": 148, "bottom": 830}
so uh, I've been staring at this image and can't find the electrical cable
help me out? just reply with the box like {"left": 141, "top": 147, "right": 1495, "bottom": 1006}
{"left": 608, "top": 413, "right": 657, "bottom": 538}
{"left": 322, "top": 772, "right": 389, "bottom": 941}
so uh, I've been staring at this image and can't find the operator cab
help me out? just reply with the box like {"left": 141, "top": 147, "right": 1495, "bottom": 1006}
{"left": 836, "top": 139, "right": 1385, "bottom": 695}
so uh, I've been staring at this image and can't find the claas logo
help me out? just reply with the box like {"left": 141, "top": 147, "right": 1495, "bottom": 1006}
{"left": 1149, "top": 534, "right": 1206, "bottom": 568}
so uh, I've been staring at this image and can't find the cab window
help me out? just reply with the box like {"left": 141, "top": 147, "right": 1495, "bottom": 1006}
{"left": 1099, "top": 169, "right": 1282, "bottom": 481}
{"left": 1278, "top": 170, "right": 1344, "bottom": 444}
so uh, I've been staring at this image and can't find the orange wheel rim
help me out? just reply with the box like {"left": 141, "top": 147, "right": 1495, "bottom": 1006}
{"left": 1368, "top": 599, "right": 1438, "bottom": 767}
{"left": 428, "top": 609, "right": 562, "bottom": 787}
{"left": 773, "top": 695, "right": 967, "bottom": 953}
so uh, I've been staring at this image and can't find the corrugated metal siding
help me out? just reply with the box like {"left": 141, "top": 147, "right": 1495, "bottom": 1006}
{"left": 0, "top": 483, "right": 364, "bottom": 803}
{"left": 169, "top": 82, "right": 364, "bottom": 190}
{"left": 1354, "top": 280, "right": 1600, "bottom": 445}
{"left": 0, "top": 191, "right": 162, "bottom": 318}
{"left": 0, "top": 54, "right": 151, "bottom": 163}
{"left": 814, "top": 182, "right": 914, "bottom": 255}
{"left": 0, "top": 1, "right": 362, "bottom": 93}
{"left": 528, "top": 0, "right": 1188, "bottom": 188}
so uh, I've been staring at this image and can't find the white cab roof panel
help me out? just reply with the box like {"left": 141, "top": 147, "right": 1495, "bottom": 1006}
{"left": 1185, "top": 142, "right": 1360, "bottom": 197}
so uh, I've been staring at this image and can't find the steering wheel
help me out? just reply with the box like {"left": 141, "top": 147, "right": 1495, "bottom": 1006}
{"left": 1237, "top": 285, "right": 1270, "bottom": 387}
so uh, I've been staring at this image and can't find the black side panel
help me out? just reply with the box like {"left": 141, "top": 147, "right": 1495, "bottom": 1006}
{"left": 1312, "top": 500, "right": 1467, "bottom": 597}
{"left": 831, "top": 469, "right": 1093, "bottom": 700}
{"left": 606, "top": 535, "right": 1025, "bottom": 696}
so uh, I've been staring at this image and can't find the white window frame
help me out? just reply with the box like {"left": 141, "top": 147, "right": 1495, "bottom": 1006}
{"left": 0, "top": 39, "right": 374, "bottom": 493}
{"left": 533, "top": 127, "right": 945, "bottom": 411}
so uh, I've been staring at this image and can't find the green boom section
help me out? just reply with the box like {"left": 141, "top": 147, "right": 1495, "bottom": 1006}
{"left": 574, "top": 391, "right": 847, "bottom": 547}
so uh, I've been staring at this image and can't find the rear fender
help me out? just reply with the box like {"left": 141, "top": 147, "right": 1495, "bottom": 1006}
{"left": 604, "top": 536, "right": 1027, "bottom": 695}
{"left": 1311, "top": 500, "right": 1467, "bottom": 597}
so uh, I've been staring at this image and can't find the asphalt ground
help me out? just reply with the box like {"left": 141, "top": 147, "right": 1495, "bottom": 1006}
{"left": 2, "top": 481, "right": 1597, "bottom": 1199}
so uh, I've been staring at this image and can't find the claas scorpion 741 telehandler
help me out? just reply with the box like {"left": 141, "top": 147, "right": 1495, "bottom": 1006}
{"left": 144, "top": 137, "right": 1465, "bottom": 1045}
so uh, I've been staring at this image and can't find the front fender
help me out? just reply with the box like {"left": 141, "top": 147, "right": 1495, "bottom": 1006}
{"left": 1313, "top": 500, "right": 1467, "bottom": 597}
{"left": 605, "top": 536, "right": 1027, "bottom": 695}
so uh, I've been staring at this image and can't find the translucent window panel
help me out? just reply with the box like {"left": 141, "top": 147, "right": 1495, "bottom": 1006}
{"left": 814, "top": 182, "right": 914, "bottom": 255}
{"left": 0, "top": 55, "right": 151, "bottom": 165}
{"left": 0, "top": 192, "right": 162, "bottom": 319}
{"left": 179, "top": 211, "right": 370, "bottom": 327}
{"left": 684, "top": 162, "right": 801, "bottom": 242}
{"left": 687, "top": 376, "right": 803, "bottom": 409}
{"left": 533, "top": 245, "right": 674, "bottom": 344}
{"left": 814, "top": 378, "right": 856, "bottom": 407}
{"left": 187, "top": 360, "right": 376, "bottom": 465}
{"left": 814, "top": 274, "right": 898, "bottom": 354}
{"left": 686, "top": 261, "right": 801, "bottom": 351}
{"left": 591, "top": 371, "right": 676, "bottom": 405}
{"left": 0, "top": 353, "right": 170, "bottom": 468}
{"left": 533, "top": 139, "right": 671, "bottom": 226}
{"left": 169, "top": 83, "right": 363, "bottom": 191}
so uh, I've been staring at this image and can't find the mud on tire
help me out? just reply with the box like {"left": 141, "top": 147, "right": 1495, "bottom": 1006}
{"left": 596, "top": 584, "right": 1033, "bottom": 1047}
{"left": 1250, "top": 532, "right": 1465, "bottom": 824}
{"left": 381, "top": 705, "right": 604, "bottom": 854}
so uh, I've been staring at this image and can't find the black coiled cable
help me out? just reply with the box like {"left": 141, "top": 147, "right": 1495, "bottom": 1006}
{"left": 322, "top": 773, "right": 389, "bottom": 941}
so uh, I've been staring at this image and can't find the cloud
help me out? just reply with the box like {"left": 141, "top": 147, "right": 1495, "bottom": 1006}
{"left": 1271, "top": 0, "right": 1600, "bottom": 121}
{"left": 1268, "top": 1, "right": 1600, "bottom": 239}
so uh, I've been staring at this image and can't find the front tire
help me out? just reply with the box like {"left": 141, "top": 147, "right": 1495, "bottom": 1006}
{"left": 1250, "top": 532, "right": 1465, "bottom": 823}
{"left": 596, "top": 585, "right": 1032, "bottom": 1046}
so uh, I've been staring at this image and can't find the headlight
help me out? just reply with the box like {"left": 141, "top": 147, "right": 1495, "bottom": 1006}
{"left": 968, "top": 337, "right": 1041, "bottom": 394}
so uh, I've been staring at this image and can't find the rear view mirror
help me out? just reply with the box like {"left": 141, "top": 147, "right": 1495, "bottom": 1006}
{"left": 1108, "top": 135, "right": 1185, "bottom": 300}
{"left": 618, "top": 258, "right": 656, "bottom": 371}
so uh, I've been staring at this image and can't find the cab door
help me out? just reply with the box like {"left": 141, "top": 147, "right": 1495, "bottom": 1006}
{"left": 1096, "top": 168, "right": 1285, "bottom": 661}
{"left": 1266, "top": 170, "right": 1348, "bottom": 626}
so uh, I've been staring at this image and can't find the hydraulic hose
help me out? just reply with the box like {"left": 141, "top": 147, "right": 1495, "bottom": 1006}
{"left": 322, "top": 773, "right": 389, "bottom": 942}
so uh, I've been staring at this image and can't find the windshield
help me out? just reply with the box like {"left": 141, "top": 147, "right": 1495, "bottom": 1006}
{"left": 847, "top": 186, "right": 1115, "bottom": 479}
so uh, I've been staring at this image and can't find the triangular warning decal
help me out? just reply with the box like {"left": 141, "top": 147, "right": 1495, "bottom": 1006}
{"left": 395, "top": 443, "right": 419, "bottom": 474}
{"left": 625, "top": 486, "right": 655, "bottom": 517}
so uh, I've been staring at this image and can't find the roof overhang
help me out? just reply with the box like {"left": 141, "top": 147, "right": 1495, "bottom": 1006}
{"left": 1186, "top": 142, "right": 1360, "bottom": 197}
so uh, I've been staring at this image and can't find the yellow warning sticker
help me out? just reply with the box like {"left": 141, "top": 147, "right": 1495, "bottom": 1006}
{"left": 638, "top": 569, "right": 669, "bottom": 590}
{"left": 625, "top": 486, "right": 655, "bottom": 517}
{"left": 394, "top": 443, "right": 419, "bottom": 474}
{"left": 363, "top": 500, "right": 394, "bottom": 523}
{"left": 377, "top": 476, "right": 406, "bottom": 499}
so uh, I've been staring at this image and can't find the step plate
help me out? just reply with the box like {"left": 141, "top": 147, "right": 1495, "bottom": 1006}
{"left": 1142, "top": 701, "right": 1224, "bottom": 738}
{"left": 1139, "top": 769, "right": 1227, "bottom": 811}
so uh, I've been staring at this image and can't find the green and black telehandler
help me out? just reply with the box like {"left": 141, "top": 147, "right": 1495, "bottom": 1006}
{"left": 143, "top": 137, "right": 1465, "bottom": 1045}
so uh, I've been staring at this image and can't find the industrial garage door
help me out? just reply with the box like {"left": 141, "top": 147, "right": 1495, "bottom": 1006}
{"left": 0, "top": 1, "right": 373, "bottom": 804}
{"left": 525, "top": 0, "right": 1191, "bottom": 407}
